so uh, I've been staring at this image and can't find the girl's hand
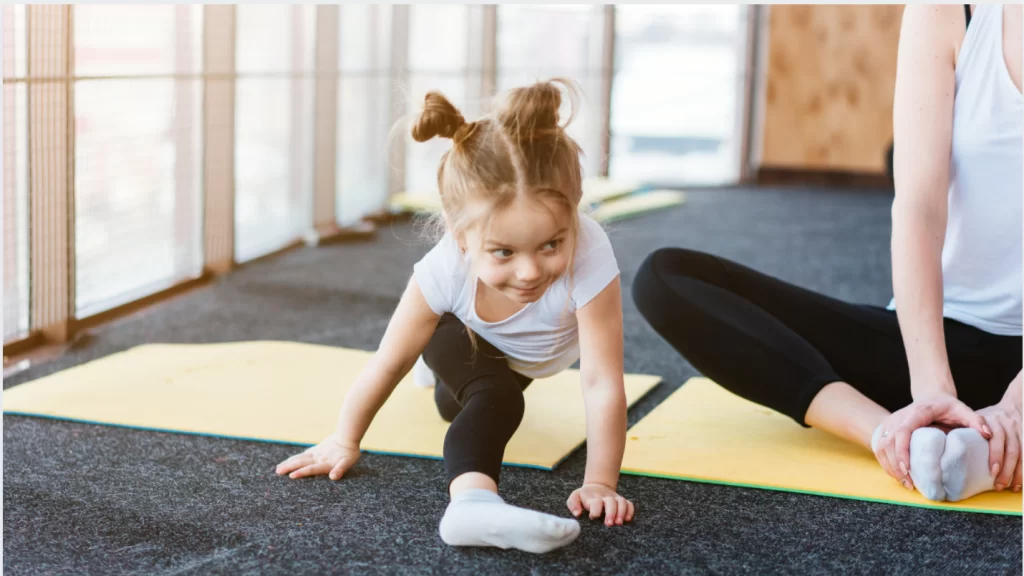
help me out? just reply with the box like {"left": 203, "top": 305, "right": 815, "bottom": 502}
{"left": 873, "top": 394, "right": 990, "bottom": 489}
{"left": 976, "top": 402, "right": 1023, "bottom": 492}
{"left": 566, "top": 483, "right": 634, "bottom": 527}
{"left": 275, "top": 433, "right": 361, "bottom": 480}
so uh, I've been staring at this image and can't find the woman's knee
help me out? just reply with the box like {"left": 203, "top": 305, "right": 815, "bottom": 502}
{"left": 632, "top": 247, "right": 708, "bottom": 319}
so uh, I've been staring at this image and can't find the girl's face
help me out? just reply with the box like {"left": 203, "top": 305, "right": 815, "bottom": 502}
{"left": 461, "top": 194, "right": 574, "bottom": 305}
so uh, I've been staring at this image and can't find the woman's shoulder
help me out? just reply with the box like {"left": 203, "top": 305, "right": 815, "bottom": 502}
{"left": 900, "top": 5, "right": 969, "bottom": 57}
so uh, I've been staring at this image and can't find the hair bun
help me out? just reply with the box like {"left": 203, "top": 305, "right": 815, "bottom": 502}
{"left": 497, "top": 79, "right": 577, "bottom": 141}
{"left": 411, "top": 91, "right": 466, "bottom": 142}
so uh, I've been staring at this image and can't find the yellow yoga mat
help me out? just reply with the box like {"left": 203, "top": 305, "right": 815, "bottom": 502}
{"left": 621, "top": 378, "right": 1022, "bottom": 515}
{"left": 3, "top": 341, "right": 660, "bottom": 470}
{"left": 587, "top": 190, "right": 685, "bottom": 223}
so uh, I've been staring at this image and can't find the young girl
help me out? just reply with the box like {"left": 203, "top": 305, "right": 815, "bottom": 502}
{"left": 276, "top": 79, "right": 634, "bottom": 553}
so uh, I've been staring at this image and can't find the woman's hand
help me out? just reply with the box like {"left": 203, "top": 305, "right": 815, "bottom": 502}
{"left": 275, "top": 433, "right": 361, "bottom": 480}
{"left": 976, "top": 402, "right": 1022, "bottom": 492}
{"left": 566, "top": 483, "right": 635, "bottom": 527}
{"left": 873, "top": 393, "right": 990, "bottom": 489}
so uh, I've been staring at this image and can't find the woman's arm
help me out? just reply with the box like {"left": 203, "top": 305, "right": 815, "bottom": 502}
{"left": 566, "top": 276, "right": 634, "bottom": 526}
{"left": 890, "top": 5, "right": 962, "bottom": 401}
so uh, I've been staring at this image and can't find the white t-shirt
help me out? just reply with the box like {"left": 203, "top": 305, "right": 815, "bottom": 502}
{"left": 413, "top": 213, "right": 620, "bottom": 379}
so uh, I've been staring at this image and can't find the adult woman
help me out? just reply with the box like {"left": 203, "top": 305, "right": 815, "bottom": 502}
{"left": 632, "top": 4, "right": 1021, "bottom": 501}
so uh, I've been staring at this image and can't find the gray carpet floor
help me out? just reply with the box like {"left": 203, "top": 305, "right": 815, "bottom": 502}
{"left": 4, "top": 187, "right": 1021, "bottom": 575}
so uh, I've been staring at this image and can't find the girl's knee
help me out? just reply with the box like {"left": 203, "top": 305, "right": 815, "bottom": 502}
{"left": 435, "top": 383, "right": 462, "bottom": 423}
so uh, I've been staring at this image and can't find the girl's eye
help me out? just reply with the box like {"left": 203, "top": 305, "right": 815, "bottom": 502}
{"left": 491, "top": 249, "right": 513, "bottom": 259}
{"left": 542, "top": 239, "right": 560, "bottom": 251}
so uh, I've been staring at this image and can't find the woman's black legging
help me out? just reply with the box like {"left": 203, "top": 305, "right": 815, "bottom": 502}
{"left": 422, "top": 313, "right": 533, "bottom": 487}
{"left": 632, "top": 247, "right": 1022, "bottom": 425}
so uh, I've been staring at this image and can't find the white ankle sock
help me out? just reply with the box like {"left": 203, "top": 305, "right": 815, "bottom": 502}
{"left": 941, "top": 428, "right": 995, "bottom": 502}
{"left": 908, "top": 427, "right": 946, "bottom": 501}
{"left": 439, "top": 489, "right": 580, "bottom": 554}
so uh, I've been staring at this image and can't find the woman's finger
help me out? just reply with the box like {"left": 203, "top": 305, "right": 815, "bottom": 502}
{"left": 874, "top": 436, "right": 897, "bottom": 480}
{"left": 892, "top": 423, "right": 915, "bottom": 481}
{"left": 1012, "top": 453, "right": 1022, "bottom": 493}
{"left": 987, "top": 419, "right": 1007, "bottom": 483}
{"left": 880, "top": 432, "right": 902, "bottom": 482}
{"left": 996, "top": 420, "right": 1019, "bottom": 491}
{"left": 954, "top": 401, "right": 992, "bottom": 438}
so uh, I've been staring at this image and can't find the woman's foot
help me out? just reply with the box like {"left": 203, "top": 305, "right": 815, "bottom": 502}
{"left": 941, "top": 428, "right": 996, "bottom": 502}
{"left": 908, "top": 427, "right": 946, "bottom": 501}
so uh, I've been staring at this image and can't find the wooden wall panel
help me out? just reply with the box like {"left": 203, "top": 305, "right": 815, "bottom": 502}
{"left": 761, "top": 5, "right": 903, "bottom": 173}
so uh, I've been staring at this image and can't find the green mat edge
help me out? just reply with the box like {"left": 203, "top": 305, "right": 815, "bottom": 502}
{"left": 620, "top": 468, "right": 1022, "bottom": 516}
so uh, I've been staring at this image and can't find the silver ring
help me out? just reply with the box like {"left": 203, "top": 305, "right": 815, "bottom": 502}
{"left": 881, "top": 429, "right": 890, "bottom": 438}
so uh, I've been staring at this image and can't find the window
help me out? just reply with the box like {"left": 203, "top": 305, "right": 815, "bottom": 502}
{"left": 610, "top": 5, "right": 748, "bottom": 186}
{"left": 234, "top": 5, "right": 316, "bottom": 262}
{"left": 404, "top": 5, "right": 475, "bottom": 195}
{"left": 3, "top": 5, "right": 30, "bottom": 341}
{"left": 336, "top": 5, "right": 393, "bottom": 226}
{"left": 73, "top": 5, "right": 204, "bottom": 316}
{"left": 497, "top": 5, "right": 606, "bottom": 178}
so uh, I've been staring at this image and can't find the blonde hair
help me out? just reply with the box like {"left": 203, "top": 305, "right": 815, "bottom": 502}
{"left": 411, "top": 78, "right": 585, "bottom": 251}
{"left": 410, "top": 78, "right": 587, "bottom": 358}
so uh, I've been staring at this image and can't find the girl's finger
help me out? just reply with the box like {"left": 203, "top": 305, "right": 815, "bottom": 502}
{"left": 329, "top": 458, "right": 353, "bottom": 481}
{"left": 602, "top": 497, "right": 617, "bottom": 526}
{"left": 614, "top": 497, "right": 628, "bottom": 525}
{"left": 588, "top": 497, "right": 604, "bottom": 521}
{"left": 626, "top": 500, "right": 635, "bottom": 522}
{"left": 276, "top": 454, "right": 311, "bottom": 475}
{"left": 566, "top": 491, "right": 583, "bottom": 517}
{"left": 289, "top": 463, "right": 326, "bottom": 479}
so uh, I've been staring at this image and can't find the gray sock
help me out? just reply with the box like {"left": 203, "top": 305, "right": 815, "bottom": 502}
{"left": 941, "top": 428, "right": 995, "bottom": 502}
{"left": 438, "top": 489, "right": 581, "bottom": 554}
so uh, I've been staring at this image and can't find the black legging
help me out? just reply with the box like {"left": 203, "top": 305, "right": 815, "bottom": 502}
{"left": 422, "top": 313, "right": 533, "bottom": 487}
{"left": 632, "top": 248, "right": 1022, "bottom": 426}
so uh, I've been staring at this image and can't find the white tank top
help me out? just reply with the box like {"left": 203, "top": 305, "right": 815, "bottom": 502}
{"left": 892, "top": 5, "right": 1023, "bottom": 336}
